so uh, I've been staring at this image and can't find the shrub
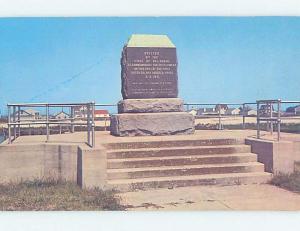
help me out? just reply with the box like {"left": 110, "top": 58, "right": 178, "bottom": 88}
{"left": 270, "top": 172, "right": 300, "bottom": 192}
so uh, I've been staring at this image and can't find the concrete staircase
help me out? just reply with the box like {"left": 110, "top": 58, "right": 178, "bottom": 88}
{"left": 104, "top": 138, "right": 271, "bottom": 191}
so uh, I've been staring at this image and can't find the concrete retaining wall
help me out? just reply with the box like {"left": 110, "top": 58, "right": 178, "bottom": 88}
{"left": 0, "top": 142, "right": 108, "bottom": 188}
{"left": 0, "top": 144, "right": 78, "bottom": 183}
{"left": 77, "top": 146, "right": 107, "bottom": 188}
{"left": 3, "top": 137, "right": 298, "bottom": 187}
{"left": 246, "top": 138, "right": 300, "bottom": 174}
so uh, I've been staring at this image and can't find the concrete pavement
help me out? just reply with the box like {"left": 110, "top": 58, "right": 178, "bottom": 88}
{"left": 5, "top": 130, "right": 300, "bottom": 147}
{"left": 119, "top": 184, "right": 300, "bottom": 211}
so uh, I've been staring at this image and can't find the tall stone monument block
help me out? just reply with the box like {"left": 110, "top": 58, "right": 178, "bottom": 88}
{"left": 110, "top": 34, "right": 195, "bottom": 136}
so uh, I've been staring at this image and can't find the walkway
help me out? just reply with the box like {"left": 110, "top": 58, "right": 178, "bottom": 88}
{"left": 119, "top": 184, "right": 300, "bottom": 210}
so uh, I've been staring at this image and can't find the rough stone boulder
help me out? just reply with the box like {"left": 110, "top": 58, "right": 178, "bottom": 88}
{"left": 110, "top": 112, "right": 194, "bottom": 136}
{"left": 118, "top": 98, "right": 184, "bottom": 113}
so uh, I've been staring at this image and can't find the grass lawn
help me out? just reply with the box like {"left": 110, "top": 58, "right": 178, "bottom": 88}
{"left": 0, "top": 179, "right": 125, "bottom": 211}
{"left": 270, "top": 172, "right": 300, "bottom": 193}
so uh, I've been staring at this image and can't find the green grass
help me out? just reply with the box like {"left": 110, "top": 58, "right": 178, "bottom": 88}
{"left": 0, "top": 178, "right": 125, "bottom": 211}
{"left": 270, "top": 172, "right": 300, "bottom": 193}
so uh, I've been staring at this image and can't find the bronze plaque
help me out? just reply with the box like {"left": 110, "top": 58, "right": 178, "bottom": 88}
{"left": 121, "top": 47, "right": 178, "bottom": 99}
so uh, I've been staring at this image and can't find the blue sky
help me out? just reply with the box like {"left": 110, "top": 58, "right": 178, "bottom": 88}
{"left": 0, "top": 17, "right": 300, "bottom": 114}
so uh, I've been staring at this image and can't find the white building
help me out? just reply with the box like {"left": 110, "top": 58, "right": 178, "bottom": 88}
{"left": 226, "top": 108, "right": 241, "bottom": 115}
{"left": 247, "top": 109, "right": 257, "bottom": 116}
{"left": 14, "top": 109, "right": 40, "bottom": 121}
{"left": 94, "top": 110, "right": 110, "bottom": 119}
{"left": 197, "top": 108, "right": 217, "bottom": 116}
{"left": 73, "top": 106, "right": 87, "bottom": 118}
{"left": 53, "top": 111, "right": 70, "bottom": 120}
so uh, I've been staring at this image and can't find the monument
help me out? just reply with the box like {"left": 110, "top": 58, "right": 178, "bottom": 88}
{"left": 110, "top": 34, "right": 195, "bottom": 136}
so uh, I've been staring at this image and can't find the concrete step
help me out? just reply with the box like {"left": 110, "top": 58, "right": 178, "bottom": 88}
{"left": 107, "top": 162, "right": 264, "bottom": 180}
{"left": 107, "top": 145, "right": 251, "bottom": 159}
{"left": 107, "top": 153, "right": 258, "bottom": 169}
{"left": 105, "top": 138, "right": 244, "bottom": 150}
{"left": 108, "top": 172, "right": 272, "bottom": 192}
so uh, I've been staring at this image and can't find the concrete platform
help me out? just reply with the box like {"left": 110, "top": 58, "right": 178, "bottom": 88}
{"left": 1, "top": 130, "right": 299, "bottom": 190}
{"left": 3, "top": 129, "right": 299, "bottom": 146}
{"left": 119, "top": 184, "right": 300, "bottom": 210}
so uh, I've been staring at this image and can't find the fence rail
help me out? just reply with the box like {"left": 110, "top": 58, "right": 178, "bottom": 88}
{"left": 7, "top": 102, "right": 95, "bottom": 147}
{"left": 256, "top": 99, "right": 300, "bottom": 141}
{"left": 184, "top": 102, "right": 256, "bottom": 130}
{"left": 3, "top": 99, "right": 300, "bottom": 146}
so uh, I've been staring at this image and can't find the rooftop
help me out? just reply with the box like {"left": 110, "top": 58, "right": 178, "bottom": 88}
{"left": 95, "top": 109, "right": 109, "bottom": 114}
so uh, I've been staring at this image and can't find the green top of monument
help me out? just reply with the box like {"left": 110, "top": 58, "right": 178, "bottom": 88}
{"left": 127, "top": 34, "right": 176, "bottom": 48}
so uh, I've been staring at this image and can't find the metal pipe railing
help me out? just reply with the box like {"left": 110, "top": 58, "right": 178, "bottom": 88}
{"left": 7, "top": 122, "right": 88, "bottom": 125}
{"left": 4, "top": 100, "right": 300, "bottom": 145}
{"left": 92, "top": 102, "right": 95, "bottom": 148}
{"left": 6, "top": 102, "right": 95, "bottom": 147}
{"left": 8, "top": 106, "right": 11, "bottom": 144}
{"left": 257, "top": 101, "right": 260, "bottom": 139}
{"left": 184, "top": 102, "right": 256, "bottom": 130}
{"left": 277, "top": 99, "right": 282, "bottom": 141}
{"left": 255, "top": 99, "right": 300, "bottom": 141}
{"left": 46, "top": 104, "right": 49, "bottom": 142}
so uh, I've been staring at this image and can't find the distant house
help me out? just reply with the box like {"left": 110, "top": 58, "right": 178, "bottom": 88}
{"left": 215, "top": 104, "right": 228, "bottom": 115}
{"left": 14, "top": 109, "right": 40, "bottom": 121}
{"left": 197, "top": 104, "right": 229, "bottom": 116}
{"left": 225, "top": 108, "right": 241, "bottom": 116}
{"left": 94, "top": 110, "right": 110, "bottom": 119}
{"left": 238, "top": 106, "right": 257, "bottom": 116}
{"left": 73, "top": 106, "right": 87, "bottom": 118}
{"left": 197, "top": 108, "right": 217, "bottom": 116}
{"left": 246, "top": 109, "right": 257, "bottom": 116}
{"left": 53, "top": 111, "right": 70, "bottom": 120}
{"left": 74, "top": 105, "right": 94, "bottom": 118}
{"left": 73, "top": 106, "right": 110, "bottom": 119}
{"left": 286, "top": 105, "right": 300, "bottom": 115}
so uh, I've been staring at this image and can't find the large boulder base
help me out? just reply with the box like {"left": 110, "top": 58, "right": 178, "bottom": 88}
{"left": 118, "top": 98, "right": 184, "bottom": 113}
{"left": 110, "top": 112, "right": 195, "bottom": 136}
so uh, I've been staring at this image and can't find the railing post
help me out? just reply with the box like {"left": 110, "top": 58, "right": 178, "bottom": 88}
{"left": 8, "top": 105, "right": 11, "bottom": 144}
{"left": 266, "top": 103, "right": 270, "bottom": 132}
{"left": 17, "top": 106, "right": 20, "bottom": 137}
{"left": 46, "top": 104, "right": 49, "bottom": 142}
{"left": 242, "top": 103, "right": 245, "bottom": 129}
{"left": 277, "top": 99, "right": 281, "bottom": 141}
{"left": 87, "top": 104, "right": 91, "bottom": 146}
{"left": 71, "top": 106, "right": 74, "bottom": 133}
{"left": 218, "top": 106, "right": 222, "bottom": 130}
{"left": 13, "top": 106, "right": 16, "bottom": 140}
{"left": 256, "top": 101, "right": 260, "bottom": 139}
{"left": 92, "top": 102, "right": 95, "bottom": 148}
{"left": 270, "top": 103, "right": 273, "bottom": 135}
